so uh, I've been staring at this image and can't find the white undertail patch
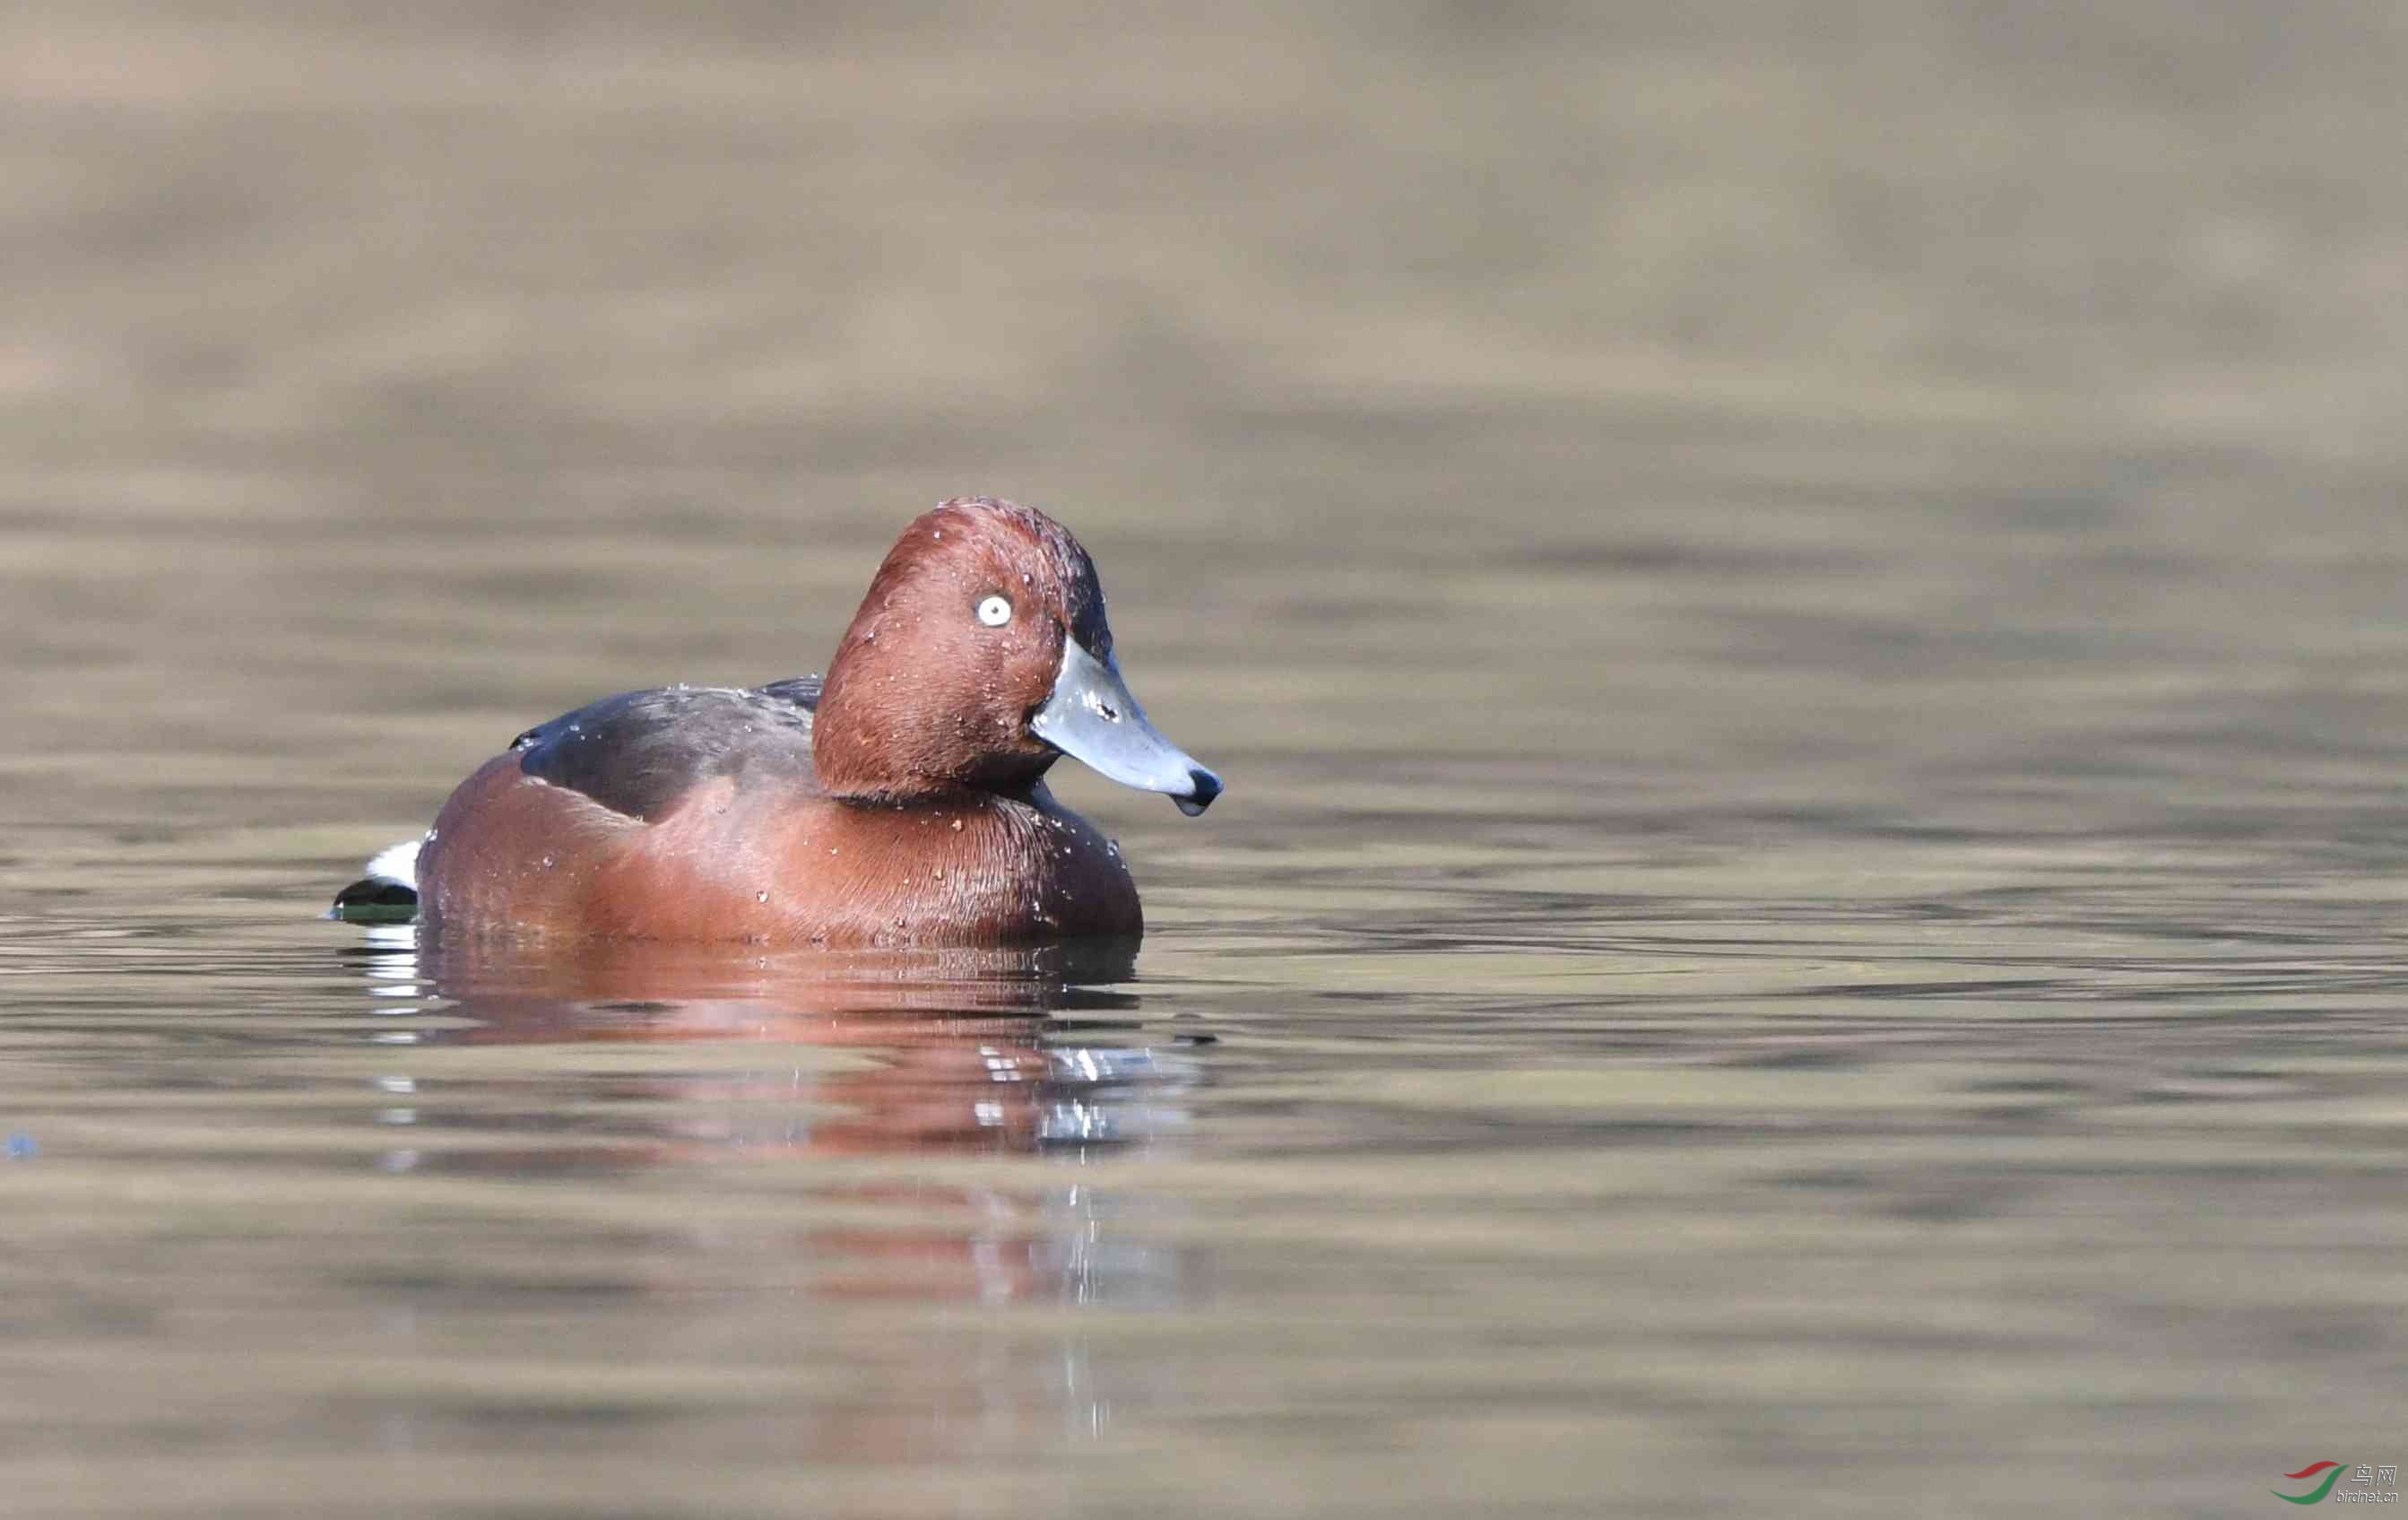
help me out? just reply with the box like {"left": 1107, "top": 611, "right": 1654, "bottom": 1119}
{"left": 362, "top": 836, "right": 425, "bottom": 892}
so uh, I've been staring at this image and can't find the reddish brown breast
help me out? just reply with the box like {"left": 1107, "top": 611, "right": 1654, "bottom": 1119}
{"left": 418, "top": 765, "right": 1139, "bottom": 945}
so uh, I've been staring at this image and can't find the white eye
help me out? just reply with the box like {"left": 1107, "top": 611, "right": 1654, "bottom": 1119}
{"left": 975, "top": 594, "right": 1013, "bottom": 627}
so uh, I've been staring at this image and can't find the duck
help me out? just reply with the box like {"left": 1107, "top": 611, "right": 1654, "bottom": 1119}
{"left": 332, "top": 497, "right": 1220, "bottom": 944}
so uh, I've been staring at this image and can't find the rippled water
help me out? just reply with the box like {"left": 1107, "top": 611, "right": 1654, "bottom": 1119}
{"left": 7, "top": 4, "right": 2408, "bottom": 1516}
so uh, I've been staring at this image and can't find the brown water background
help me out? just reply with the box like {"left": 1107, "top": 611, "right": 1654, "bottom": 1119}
{"left": 4, "top": 4, "right": 2407, "bottom": 1516}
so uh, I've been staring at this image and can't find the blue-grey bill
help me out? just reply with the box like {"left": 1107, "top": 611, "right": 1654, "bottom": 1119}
{"left": 1030, "top": 640, "right": 1222, "bottom": 815}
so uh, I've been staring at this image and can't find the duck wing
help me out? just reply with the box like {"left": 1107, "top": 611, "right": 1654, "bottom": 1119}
{"left": 510, "top": 677, "right": 822, "bottom": 823}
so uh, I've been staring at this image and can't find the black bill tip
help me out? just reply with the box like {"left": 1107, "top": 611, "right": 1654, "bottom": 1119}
{"left": 1174, "top": 767, "right": 1223, "bottom": 817}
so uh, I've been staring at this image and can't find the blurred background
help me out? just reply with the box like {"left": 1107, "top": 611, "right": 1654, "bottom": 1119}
{"left": 9, "top": 0, "right": 2404, "bottom": 828}
{"left": 4, "top": 4, "right": 2407, "bottom": 1517}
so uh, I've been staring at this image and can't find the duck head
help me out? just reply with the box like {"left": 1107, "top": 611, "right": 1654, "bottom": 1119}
{"left": 812, "top": 497, "right": 1223, "bottom": 815}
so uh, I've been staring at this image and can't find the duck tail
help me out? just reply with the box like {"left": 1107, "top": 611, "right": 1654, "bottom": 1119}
{"left": 328, "top": 837, "right": 423, "bottom": 922}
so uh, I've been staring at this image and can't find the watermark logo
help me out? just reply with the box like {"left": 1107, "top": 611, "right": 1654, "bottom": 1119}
{"left": 2275, "top": 1464, "right": 2398, "bottom": 1505}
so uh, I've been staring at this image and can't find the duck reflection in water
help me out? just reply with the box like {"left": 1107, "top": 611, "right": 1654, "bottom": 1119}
{"left": 342, "top": 930, "right": 1194, "bottom": 1307}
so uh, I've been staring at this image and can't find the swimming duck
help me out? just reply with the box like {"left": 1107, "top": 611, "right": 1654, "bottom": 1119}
{"left": 333, "top": 497, "right": 1219, "bottom": 943}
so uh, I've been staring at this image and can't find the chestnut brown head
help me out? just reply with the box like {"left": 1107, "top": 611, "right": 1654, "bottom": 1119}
{"left": 812, "top": 498, "right": 1221, "bottom": 813}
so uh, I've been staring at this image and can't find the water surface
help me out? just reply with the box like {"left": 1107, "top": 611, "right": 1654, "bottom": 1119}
{"left": 5, "top": 4, "right": 2408, "bottom": 1516}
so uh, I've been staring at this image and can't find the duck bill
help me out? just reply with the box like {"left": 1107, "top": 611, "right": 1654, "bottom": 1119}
{"left": 1029, "top": 640, "right": 1223, "bottom": 816}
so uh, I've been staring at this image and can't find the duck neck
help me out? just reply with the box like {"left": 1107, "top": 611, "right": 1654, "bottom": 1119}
{"left": 812, "top": 663, "right": 1051, "bottom": 805}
